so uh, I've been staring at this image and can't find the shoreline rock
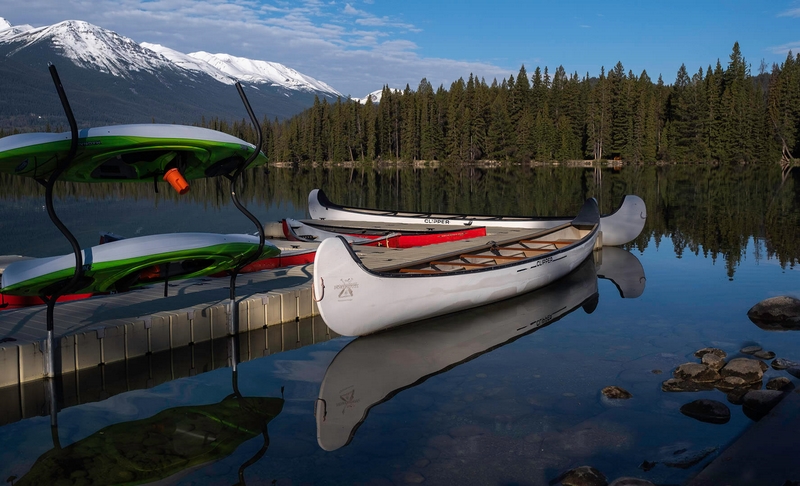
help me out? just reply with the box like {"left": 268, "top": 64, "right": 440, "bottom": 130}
{"left": 747, "top": 296, "right": 800, "bottom": 330}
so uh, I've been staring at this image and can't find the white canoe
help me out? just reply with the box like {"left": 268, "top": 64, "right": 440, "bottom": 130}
{"left": 315, "top": 254, "right": 600, "bottom": 451}
{"left": 312, "top": 198, "right": 600, "bottom": 336}
{"left": 307, "top": 188, "right": 646, "bottom": 246}
{"left": 282, "top": 218, "right": 390, "bottom": 245}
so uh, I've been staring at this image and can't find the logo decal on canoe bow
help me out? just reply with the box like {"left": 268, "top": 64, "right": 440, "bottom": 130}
{"left": 337, "top": 389, "right": 360, "bottom": 414}
{"left": 334, "top": 278, "right": 359, "bottom": 299}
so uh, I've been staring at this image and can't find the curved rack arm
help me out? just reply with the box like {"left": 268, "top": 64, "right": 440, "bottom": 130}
{"left": 224, "top": 82, "right": 266, "bottom": 334}
{"left": 38, "top": 64, "right": 85, "bottom": 378}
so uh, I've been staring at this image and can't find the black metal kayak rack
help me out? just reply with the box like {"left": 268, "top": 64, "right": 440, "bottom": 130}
{"left": 26, "top": 66, "right": 268, "bottom": 440}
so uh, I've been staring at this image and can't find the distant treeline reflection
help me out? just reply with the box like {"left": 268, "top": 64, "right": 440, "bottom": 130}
{"left": 1, "top": 163, "right": 798, "bottom": 276}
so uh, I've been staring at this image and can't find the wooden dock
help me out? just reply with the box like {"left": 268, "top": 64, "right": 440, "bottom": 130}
{"left": 0, "top": 227, "right": 552, "bottom": 390}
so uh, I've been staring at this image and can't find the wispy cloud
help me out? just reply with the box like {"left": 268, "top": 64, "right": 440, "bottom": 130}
{"left": 343, "top": 2, "right": 419, "bottom": 31}
{"left": 778, "top": 7, "right": 800, "bottom": 17}
{"left": 769, "top": 40, "right": 800, "bottom": 55}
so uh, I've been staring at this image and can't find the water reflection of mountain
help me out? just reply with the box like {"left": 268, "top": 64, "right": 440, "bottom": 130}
{"left": 314, "top": 251, "right": 644, "bottom": 452}
{"left": 15, "top": 394, "right": 283, "bottom": 485}
{"left": 3, "top": 164, "right": 797, "bottom": 272}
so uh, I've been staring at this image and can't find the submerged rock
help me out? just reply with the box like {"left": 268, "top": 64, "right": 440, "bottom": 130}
{"left": 673, "top": 363, "right": 721, "bottom": 383}
{"left": 715, "top": 375, "right": 762, "bottom": 393}
{"left": 694, "top": 347, "right": 727, "bottom": 359}
{"left": 661, "top": 447, "right": 717, "bottom": 469}
{"left": 701, "top": 353, "right": 726, "bottom": 370}
{"left": 726, "top": 388, "right": 750, "bottom": 405}
{"left": 788, "top": 367, "right": 800, "bottom": 379}
{"left": 771, "top": 358, "right": 799, "bottom": 370}
{"left": 662, "top": 378, "right": 714, "bottom": 393}
{"left": 747, "top": 296, "right": 800, "bottom": 330}
{"left": 766, "top": 376, "right": 794, "bottom": 391}
{"left": 638, "top": 461, "right": 656, "bottom": 472}
{"left": 740, "top": 345, "right": 762, "bottom": 355}
{"left": 601, "top": 386, "right": 632, "bottom": 400}
{"left": 742, "top": 389, "right": 786, "bottom": 421}
{"left": 680, "top": 399, "right": 731, "bottom": 424}
{"left": 558, "top": 466, "right": 607, "bottom": 486}
{"left": 608, "top": 479, "right": 656, "bottom": 486}
{"left": 719, "top": 358, "right": 764, "bottom": 384}
{"left": 753, "top": 350, "right": 776, "bottom": 360}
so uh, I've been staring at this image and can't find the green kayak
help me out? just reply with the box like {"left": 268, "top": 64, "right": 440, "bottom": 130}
{"left": 0, "top": 233, "right": 279, "bottom": 296}
{"left": 0, "top": 124, "right": 267, "bottom": 182}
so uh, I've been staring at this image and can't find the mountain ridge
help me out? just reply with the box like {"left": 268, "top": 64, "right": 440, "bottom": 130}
{"left": 0, "top": 17, "right": 351, "bottom": 129}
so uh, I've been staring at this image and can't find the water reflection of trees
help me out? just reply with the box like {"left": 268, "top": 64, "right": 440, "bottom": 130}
{"left": 2, "top": 164, "right": 798, "bottom": 274}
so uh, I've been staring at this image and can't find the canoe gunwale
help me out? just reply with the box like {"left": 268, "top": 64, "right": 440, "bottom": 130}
{"left": 311, "top": 188, "right": 633, "bottom": 223}
{"left": 313, "top": 188, "right": 564, "bottom": 222}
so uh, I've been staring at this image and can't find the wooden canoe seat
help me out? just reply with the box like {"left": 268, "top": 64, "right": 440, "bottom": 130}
{"left": 398, "top": 268, "right": 442, "bottom": 274}
{"left": 520, "top": 239, "right": 576, "bottom": 246}
{"left": 499, "top": 246, "right": 553, "bottom": 252}
{"left": 460, "top": 254, "right": 528, "bottom": 261}
{"left": 431, "top": 261, "right": 493, "bottom": 267}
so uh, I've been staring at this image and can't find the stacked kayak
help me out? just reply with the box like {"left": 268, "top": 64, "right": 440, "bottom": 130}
{"left": 1, "top": 233, "right": 279, "bottom": 297}
{"left": 0, "top": 124, "right": 267, "bottom": 183}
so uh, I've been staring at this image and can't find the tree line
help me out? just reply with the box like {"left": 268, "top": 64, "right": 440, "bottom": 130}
{"left": 2, "top": 42, "right": 798, "bottom": 165}
{"left": 201, "top": 42, "right": 796, "bottom": 165}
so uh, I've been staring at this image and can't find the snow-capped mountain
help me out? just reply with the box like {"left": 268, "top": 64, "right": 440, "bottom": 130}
{"left": 0, "top": 16, "right": 33, "bottom": 40}
{"left": 1, "top": 19, "right": 174, "bottom": 78}
{"left": 188, "top": 51, "right": 342, "bottom": 97}
{"left": 0, "top": 18, "right": 341, "bottom": 97}
{"left": 0, "top": 17, "right": 344, "bottom": 127}
{"left": 353, "top": 88, "right": 400, "bottom": 104}
{"left": 141, "top": 42, "right": 234, "bottom": 85}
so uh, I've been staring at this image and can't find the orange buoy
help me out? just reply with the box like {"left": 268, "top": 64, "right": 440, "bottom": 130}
{"left": 163, "top": 167, "right": 190, "bottom": 194}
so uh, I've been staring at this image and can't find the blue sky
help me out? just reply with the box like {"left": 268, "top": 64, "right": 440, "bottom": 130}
{"left": 2, "top": 0, "right": 799, "bottom": 97}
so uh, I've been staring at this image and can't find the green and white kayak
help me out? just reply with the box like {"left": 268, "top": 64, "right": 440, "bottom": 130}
{"left": 0, "top": 233, "right": 279, "bottom": 296}
{"left": 0, "top": 124, "right": 267, "bottom": 182}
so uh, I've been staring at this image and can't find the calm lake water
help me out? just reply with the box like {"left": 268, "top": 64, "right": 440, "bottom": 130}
{"left": 0, "top": 164, "right": 799, "bottom": 485}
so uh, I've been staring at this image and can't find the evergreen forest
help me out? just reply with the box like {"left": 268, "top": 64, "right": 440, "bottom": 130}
{"left": 196, "top": 42, "right": 799, "bottom": 166}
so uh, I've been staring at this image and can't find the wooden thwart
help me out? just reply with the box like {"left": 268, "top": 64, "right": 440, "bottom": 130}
{"left": 430, "top": 261, "right": 493, "bottom": 267}
{"left": 461, "top": 254, "right": 527, "bottom": 261}
{"left": 518, "top": 239, "right": 576, "bottom": 246}
{"left": 373, "top": 224, "right": 571, "bottom": 273}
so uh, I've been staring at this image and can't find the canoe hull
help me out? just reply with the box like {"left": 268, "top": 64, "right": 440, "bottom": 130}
{"left": 307, "top": 189, "right": 645, "bottom": 246}
{"left": 316, "top": 256, "right": 599, "bottom": 451}
{"left": 313, "top": 209, "right": 599, "bottom": 336}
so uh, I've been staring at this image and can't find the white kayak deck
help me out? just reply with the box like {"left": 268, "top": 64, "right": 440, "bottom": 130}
{"left": 0, "top": 227, "right": 540, "bottom": 388}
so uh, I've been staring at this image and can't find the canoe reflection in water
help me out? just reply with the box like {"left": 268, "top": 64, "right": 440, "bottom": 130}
{"left": 315, "top": 247, "right": 645, "bottom": 451}
{"left": 15, "top": 386, "right": 283, "bottom": 485}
